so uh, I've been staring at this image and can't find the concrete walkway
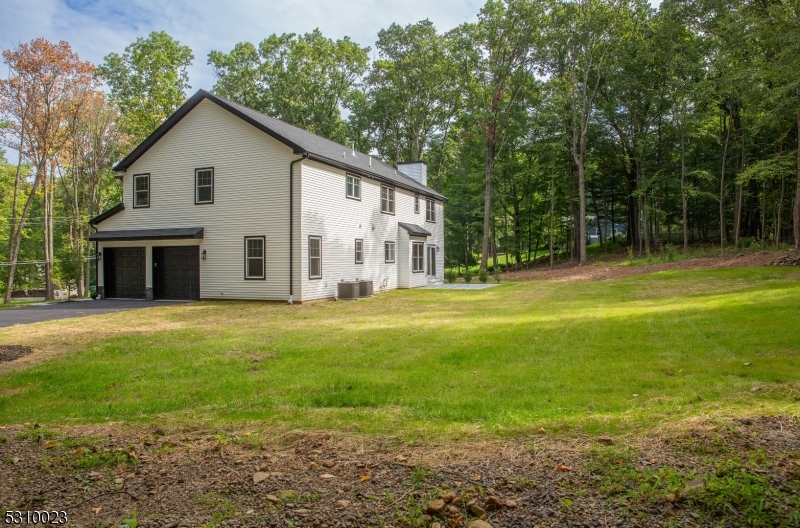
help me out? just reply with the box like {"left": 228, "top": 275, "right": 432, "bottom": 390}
{"left": 0, "top": 299, "right": 188, "bottom": 328}
{"left": 423, "top": 283, "right": 501, "bottom": 290}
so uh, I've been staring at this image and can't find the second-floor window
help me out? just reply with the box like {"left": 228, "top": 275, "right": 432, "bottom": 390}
{"left": 346, "top": 174, "right": 361, "bottom": 200}
{"left": 426, "top": 199, "right": 436, "bottom": 222}
{"left": 381, "top": 186, "right": 395, "bottom": 214}
{"left": 133, "top": 174, "right": 150, "bottom": 208}
{"left": 196, "top": 168, "right": 214, "bottom": 204}
{"left": 414, "top": 195, "right": 420, "bottom": 214}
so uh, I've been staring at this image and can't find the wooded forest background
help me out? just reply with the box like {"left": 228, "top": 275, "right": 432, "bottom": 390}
{"left": 1, "top": 0, "right": 799, "bottom": 300}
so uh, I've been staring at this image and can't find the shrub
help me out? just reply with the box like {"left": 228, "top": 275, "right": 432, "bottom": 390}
{"left": 627, "top": 245, "right": 634, "bottom": 263}
{"left": 463, "top": 267, "right": 473, "bottom": 284}
{"left": 445, "top": 269, "right": 457, "bottom": 283}
{"left": 665, "top": 244, "right": 678, "bottom": 262}
{"left": 493, "top": 268, "right": 501, "bottom": 283}
{"left": 479, "top": 268, "right": 488, "bottom": 283}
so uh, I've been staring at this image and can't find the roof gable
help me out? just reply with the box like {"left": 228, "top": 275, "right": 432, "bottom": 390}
{"left": 114, "top": 90, "right": 446, "bottom": 202}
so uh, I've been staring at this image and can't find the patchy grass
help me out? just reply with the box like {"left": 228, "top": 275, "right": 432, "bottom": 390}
{"left": 0, "top": 267, "right": 798, "bottom": 438}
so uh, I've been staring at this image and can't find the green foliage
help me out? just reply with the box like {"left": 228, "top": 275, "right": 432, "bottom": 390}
{"left": 478, "top": 267, "right": 488, "bottom": 283}
{"left": 445, "top": 268, "right": 457, "bottom": 283}
{"left": 463, "top": 266, "right": 473, "bottom": 283}
{"left": 209, "top": 30, "right": 368, "bottom": 145}
{"left": 97, "top": 31, "right": 194, "bottom": 142}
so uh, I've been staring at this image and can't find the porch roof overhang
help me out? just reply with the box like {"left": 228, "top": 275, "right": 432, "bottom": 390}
{"left": 398, "top": 222, "right": 432, "bottom": 237}
{"left": 89, "top": 227, "right": 204, "bottom": 241}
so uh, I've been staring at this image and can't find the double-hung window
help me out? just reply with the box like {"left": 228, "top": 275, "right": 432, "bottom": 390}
{"left": 346, "top": 174, "right": 361, "bottom": 200}
{"left": 195, "top": 168, "right": 214, "bottom": 204}
{"left": 381, "top": 186, "right": 395, "bottom": 214}
{"left": 308, "top": 236, "right": 322, "bottom": 279}
{"left": 384, "top": 241, "right": 395, "bottom": 263}
{"left": 133, "top": 174, "right": 150, "bottom": 208}
{"left": 412, "top": 242, "right": 424, "bottom": 273}
{"left": 426, "top": 199, "right": 436, "bottom": 222}
{"left": 414, "top": 195, "right": 420, "bottom": 214}
{"left": 355, "top": 239, "right": 363, "bottom": 264}
{"left": 245, "top": 237, "right": 265, "bottom": 279}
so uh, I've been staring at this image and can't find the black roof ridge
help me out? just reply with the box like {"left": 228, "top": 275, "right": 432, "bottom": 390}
{"left": 113, "top": 90, "right": 446, "bottom": 202}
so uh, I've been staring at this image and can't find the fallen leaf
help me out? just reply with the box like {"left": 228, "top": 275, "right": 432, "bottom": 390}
{"left": 309, "top": 462, "right": 317, "bottom": 469}
{"left": 320, "top": 473, "right": 336, "bottom": 479}
{"left": 44, "top": 440, "right": 54, "bottom": 449}
{"left": 360, "top": 474, "right": 370, "bottom": 482}
{"left": 556, "top": 465, "right": 571, "bottom": 472}
{"left": 92, "top": 508, "right": 101, "bottom": 515}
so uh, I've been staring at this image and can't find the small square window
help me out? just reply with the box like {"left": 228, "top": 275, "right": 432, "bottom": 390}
{"left": 133, "top": 174, "right": 150, "bottom": 208}
{"left": 355, "top": 239, "right": 363, "bottom": 264}
{"left": 384, "top": 241, "right": 395, "bottom": 263}
{"left": 426, "top": 199, "right": 436, "bottom": 223}
{"left": 196, "top": 168, "right": 214, "bottom": 204}
{"left": 381, "top": 186, "right": 395, "bottom": 214}
{"left": 346, "top": 174, "right": 361, "bottom": 200}
{"left": 245, "top": 237, "right": 265, "bottom": 279}
{"left": 309, "top": 236, "right": 322, "bottom": 279}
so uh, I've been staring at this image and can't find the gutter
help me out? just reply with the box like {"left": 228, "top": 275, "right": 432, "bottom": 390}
{"left": 289, "top": 152, "right": 309, "bottom": 304}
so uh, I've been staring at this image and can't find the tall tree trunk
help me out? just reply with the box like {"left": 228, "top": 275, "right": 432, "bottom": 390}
{"left": 681, "top": 125, "right": 688, "bottom": 253}
{"left": 549, "top": 174, "right": 555, "bottom": 270}
{"left": 7, "top": 161, "right": 45, "bottom": 303}
{"left": 44, "top": 163, "right": 53, "bottom": 300}
{"left": 4, "top": 122, "right": 25, "bottom": 304}
{"left": 576, "top": 151, "right": 587, "bottom": 265}
{"left": 795, "top": 88, "right": 800, "bottom": 249}
{"left": 720, "top": 114, "right": 731, "bottom": 255}
{"left": 480, "top": 140, "right": 495, "bottom": 271}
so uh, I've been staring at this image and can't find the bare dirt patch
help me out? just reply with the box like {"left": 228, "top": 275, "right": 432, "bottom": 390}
{"left": 505, "top": 250, "right": 796, "bottom": 282}
{"left": 1, "top": 416, "right": 798, "bottom": 528}
{"left": 0, "top": 344, "right": 34, "bottom": 363}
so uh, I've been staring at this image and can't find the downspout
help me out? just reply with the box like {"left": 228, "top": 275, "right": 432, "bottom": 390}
{"left": 89, "top": 222, "right": 99, "bottom": 299}
{"left": 289, "top": 152, "right": 309, "bottom": 304}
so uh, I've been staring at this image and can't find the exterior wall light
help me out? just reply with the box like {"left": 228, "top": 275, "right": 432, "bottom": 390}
{"left": 201, "top": 249, "right": 207, "bottom": 260}
{"left": 96, "top": 252, "right": 102, "bottom": 261}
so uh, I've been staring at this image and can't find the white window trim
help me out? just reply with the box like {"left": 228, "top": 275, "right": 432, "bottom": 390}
{"left": 309, "top": 236, "right": 322, "bottom": 279}
{"left": 414, "top": 194, "right": 420, "bottom": 214}
{"left": 412, "top": 242, "right": 424, "bottom": 273}
{"left": 195, "top": 167, "right": 214, "bottom": 204}
{"left": 346, "top": 174, "right": 361, "bottom": 200}
{"left": 384, "top": 241, "right": 395, "bottom": 263}
{"left": 355, "top": 238, "right": 363, "bottom": 264}
{"left": 426, "top": 199, "right": 436, "bottom": 223}
{"left": 133, "top": 173, "right": 150, "bottom": 208}
{"left": 381, "top": 186, "right": 395, "bottom": 215}
{"left": 244, "top": 236, "right": 265, "bottom": 280}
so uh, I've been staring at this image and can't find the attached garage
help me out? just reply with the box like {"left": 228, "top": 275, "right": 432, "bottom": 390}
{"left": 103, "top": 247, "right": 146, "bottom": 299}
{"left": 153, "top": 246, "right": 200, "bottom": 300}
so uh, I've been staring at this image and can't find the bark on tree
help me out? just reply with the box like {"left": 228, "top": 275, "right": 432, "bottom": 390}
{"left": 680, "top": 125, "right": 688, "bottom": 253}
{"left": 4, "top": 118, "right": 25, "bottom": 304}
{"left": 795, "top": 88, "right": 800, "bottom": 250}
{"left": 720, "top": 114, "right": 731, "bottom": 255}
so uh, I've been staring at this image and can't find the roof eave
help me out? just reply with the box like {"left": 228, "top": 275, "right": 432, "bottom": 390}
{"left": 88, "top": 203, "right": 125, "bottom": 226}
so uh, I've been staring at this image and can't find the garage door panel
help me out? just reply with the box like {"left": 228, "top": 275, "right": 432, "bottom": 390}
{"left": 156, "top": 246, "right": 199, "bottom": 300}
{"left": 105, "top": 247, "right": 145, "bottom": 299}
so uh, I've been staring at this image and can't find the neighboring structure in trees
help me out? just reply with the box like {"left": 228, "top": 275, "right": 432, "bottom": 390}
{"left": 90, "top": 90, "right": 445, "bottom": 302}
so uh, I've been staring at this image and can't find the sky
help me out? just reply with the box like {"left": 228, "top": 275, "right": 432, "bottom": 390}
{"left": 2, "top": 0, "right": 485, "bottom": 92}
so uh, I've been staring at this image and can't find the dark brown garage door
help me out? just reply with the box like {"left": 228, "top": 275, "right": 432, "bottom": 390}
{"left": 153, "top": 246, "right": 200, "bottom": 300}
{"left": 104, "top": 247, "right": 146, "bottom": 299}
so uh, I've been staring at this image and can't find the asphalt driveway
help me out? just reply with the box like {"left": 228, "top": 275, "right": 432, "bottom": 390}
{"left": 0, "top": 299, "right": 188, "bottom": 328}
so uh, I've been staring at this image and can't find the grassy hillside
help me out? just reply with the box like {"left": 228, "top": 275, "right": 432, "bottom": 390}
{"left": 1, "top": 267, "right": 798, "bottom": 438}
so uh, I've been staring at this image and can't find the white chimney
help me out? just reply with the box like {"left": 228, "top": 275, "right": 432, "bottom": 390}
{"left": 397, "top": 161, "right": 427, "bottom": 187}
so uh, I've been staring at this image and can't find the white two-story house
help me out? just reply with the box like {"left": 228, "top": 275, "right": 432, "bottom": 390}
{"left": 89, "top": 90, "right": 446, "bottom": 303}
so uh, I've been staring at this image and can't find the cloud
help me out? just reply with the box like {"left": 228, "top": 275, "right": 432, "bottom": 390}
{"left": 2, "top": 0, "right": 483, "bottom": 92}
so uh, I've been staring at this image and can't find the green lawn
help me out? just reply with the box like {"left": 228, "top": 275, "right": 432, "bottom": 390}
{"left": 1, "top": 267, "right": 798, "bottom": 438}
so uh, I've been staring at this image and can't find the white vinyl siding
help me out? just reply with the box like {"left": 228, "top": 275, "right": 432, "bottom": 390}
{"left": 100, "top": 99, "right": 300, "bottom": 300}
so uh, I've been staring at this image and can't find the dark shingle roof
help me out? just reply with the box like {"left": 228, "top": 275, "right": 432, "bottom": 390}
{"left": 89, "top": 227, "right": 204, "bottom": 241}
{"left": 114, "top": 90, "right": 446, "bottom": 202}
{"left": 398, "top": 222, "right": 432, "bottom": 237}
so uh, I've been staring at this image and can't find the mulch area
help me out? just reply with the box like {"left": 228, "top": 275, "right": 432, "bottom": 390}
{"left": 1, "top": 416, "right": 798, "bottom": 528}
{"left": 0, "top": 344, "right": 34, "bottom": 363}
{"left": 503, "top": 250, "right": 798, "bottom": 282}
